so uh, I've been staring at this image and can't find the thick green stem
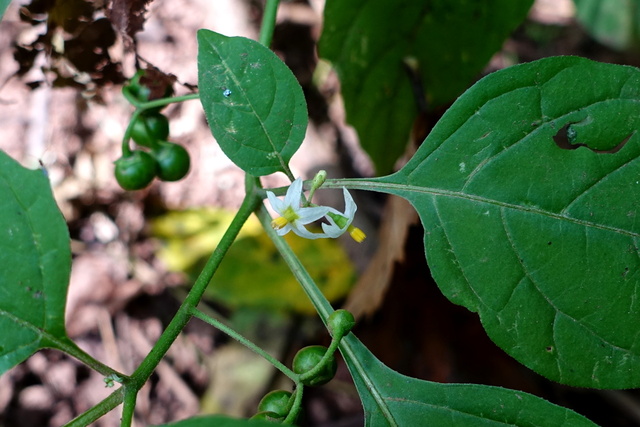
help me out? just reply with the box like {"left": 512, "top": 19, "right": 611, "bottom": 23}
{"left": 258, "top": 206, "right": 398, "bottom": 425}
{"left": 62, "top": 388, "right": 125, "bottom": 427}
{"left": 259, "top": 0, "right": 280, "bottom": 47}
{"left": 257, "top": 205, "right": 334, "bottom": 322}
{"left": 283, "top": 386, "right": 304, "bottom": 424}
{"left": 190, "top": 307, "right": 298, "bottom": 381}
{"left": 117, "top": 187, "right": 261, "bottom": 425}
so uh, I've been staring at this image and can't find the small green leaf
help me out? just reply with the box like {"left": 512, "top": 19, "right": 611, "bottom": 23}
{"left": 0, "top": 151, "right": 72, "bottom": 374}
{"left": 361, "top": 56, "right": 640, "bottom": 388}
{"left": 574, "top": 0, "right": 640, "bottom": 51}
{"left": 319, "top": 0, "right": 533, "bottom": 174}
{"left": 197, "top": 30, "right": 308, "bottom": 176}
{"left": 155, "top": 414, "right": 276, "bottom": 427}
{"left": 340, "top": 335, "right": 596, "bottom": 426}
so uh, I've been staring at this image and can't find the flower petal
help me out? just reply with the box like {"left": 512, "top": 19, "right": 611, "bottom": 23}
{"left": 284, "top": 177, "right": 304, "bottom": 208}
{"left": 342, "top": 187, "right": 357, "bottom": 217}
{"left": 266, "top": 191, "right": 285, "bottom": 214}
{"left": 290, "top": 222, "right": 329, "bottom": 239}
{"left": 296, "top": 206, "right": 331, "bottom": 224}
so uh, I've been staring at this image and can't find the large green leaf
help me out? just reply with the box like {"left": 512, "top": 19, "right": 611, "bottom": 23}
{"left": 318, "top": 0, "right": 533, "bottom": 174}
{"left": 0, "top": 151, "right": 72, "bottom": 374}
{"left": 346, "top": 56, "right": 640, "bottom": 388}
{"left": 573, "top": 0, "right": 640, "bottom": 51}
{"left": 197, "top": 30, "right": 307, "bottom": 176}
{"left": 340, "top": 335, "right": 596, "bottom": 426}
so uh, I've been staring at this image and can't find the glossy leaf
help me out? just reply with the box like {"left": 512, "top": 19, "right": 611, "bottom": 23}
{"left": 573, "top": 0, "right": 640, "bottom": 51}
{"left": 197, "top": 30, "right": 307, "bottom": 176}
{"left": 319, "top": 0, "right": 533, "bottom": 174}
{"left": 0, "top": 151, "right": 71, "bottom": 374}
{"left": 355, "top": 56, "right": 640, "bottom": 388}
{"left": 156, "top": 414, "right": 275, "bottom": 427}
{"left": 340, "top": 335, "right": 596, "bottom": 426}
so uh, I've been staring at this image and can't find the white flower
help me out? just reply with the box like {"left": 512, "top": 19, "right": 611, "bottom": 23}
{"left": 321, "top": 188, "right": 366, "bottom": 242}
{"left": 266, "top": 178, "right": 331, "bottom": 239}
{"left": 266, "top": 178, "right": 366, "bottom": 242}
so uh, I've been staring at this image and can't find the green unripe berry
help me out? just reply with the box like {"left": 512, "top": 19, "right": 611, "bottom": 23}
{"left": 328, "top": 309, "right": 356, "bottom": 338}
{"left": 152, "top": 141, "right": 190, "bottom": 182}
{"left": 257, "top": 390, "right": 292, "bottom": 417}
{"left": 249, "top": 411, "right": 284, "bottom": 423}
{"left": 292, "top": 345, "right": 337, "bottom": 386}
{"left": 114, "top": 151, "right": 156, "bottom": 190}
{"left": 130, "top": 113, "right": 169, "bottom": 148}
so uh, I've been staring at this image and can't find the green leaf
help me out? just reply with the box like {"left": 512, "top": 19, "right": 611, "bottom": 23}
{"left": 0, "top": 151, "right": 71, "bottom": 374}
{"left": 340, "top": 335, "right": 596, "bottom": 426}
{"left": 353, "top": 56, "right": 640, "bottom": 388}
{"left": 318, "top": 0, "right": 533, "bottom": 174}
{"left": 197, "top": 30, "right": 308, "bottom": 176}
{"left": 155, "top": 414, "right": 276, "bottom": 427}
{"left": 573, "top": 0, "right": 640, "bottom": 51}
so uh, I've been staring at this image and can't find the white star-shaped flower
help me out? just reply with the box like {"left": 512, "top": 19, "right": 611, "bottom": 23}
{"left": 322, "top": 188, "right": 366, "bottom": 242}
{"left": 266, "top": 178, "right": 331, "bottom": 239}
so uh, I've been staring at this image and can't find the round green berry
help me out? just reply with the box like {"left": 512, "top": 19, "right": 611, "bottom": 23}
{"left": 257, "top": 390, "right": 292, "bottom": 417}
{"left": 114, "top": 150, "right": 156, "bottom": 190}
{"left": 130, "top": 113, "right": 169, "bottom": 148}
{"left": 328, "top": 309, "right": 356, "bottom": 338}
{"left": 292, "top": 345, "right": 337, "bottom": 386}
{"left": 249, "top": 411, "right": 284, "bottom": 423}
{"left": 152, "top": 141, "right": 190, "bottom": 182}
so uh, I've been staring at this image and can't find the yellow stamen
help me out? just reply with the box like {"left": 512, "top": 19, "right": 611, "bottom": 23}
{"left": 348, "top": 225, "right": 366, "bottom": 243}
{"left": 271, "top": 216, "right": 289, "bottom": 230}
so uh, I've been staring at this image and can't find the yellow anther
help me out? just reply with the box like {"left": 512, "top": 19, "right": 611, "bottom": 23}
{"left": 271, "top": 216, "right": 289, "bottom": 230}
{"left": 348, "top": 225, "right": 366, "bottom": 243}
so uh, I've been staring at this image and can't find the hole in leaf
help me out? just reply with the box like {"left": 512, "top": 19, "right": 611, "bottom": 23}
{"left": 553, "top": 122, "right": 632, "bottom": 153}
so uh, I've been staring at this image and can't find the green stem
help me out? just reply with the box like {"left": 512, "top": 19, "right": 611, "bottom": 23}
{"left": 53, "top": 336, "right": 127, "bottom": 380}
{"left": 257, "top": 205, "right": 334, "bottom": 322}
{"left": 258, "top": 206, "right": 399, "bottom": 426}
{"left": 190, "top": 307, "right": 298, "bottom": 381}
{"left": 117, "top": 186, "right": 262, "bottom": 425}
{"left": 121, "top": 93, "right": 200, "bottom": 156}
{"left": 283, "top": 386, "right": 304, "bottom": 424}
{"left": 259, "top": 0, "right": 280, "bottom": 47}
{"left": 62, "top": 387, "right": 125, "bottom": 427}
{"left": 122, "top": 88, "right": 200, "bottom": 110}
{"left": 298, "top": 337, "right": 340, "bottom": 384}
{"left": 120, "top": 386, "right": 139, "bottom": 427}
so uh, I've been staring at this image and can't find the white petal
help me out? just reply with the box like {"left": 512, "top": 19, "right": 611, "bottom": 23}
{"left": 266, "top": 191, "right": 285, "bottom": 214}
{"left": 296, "top": 206, "right": 331, "bottom": 224}
{"left": 321, "top": 222, "right": 344, "bottom": 238}
{"left": 291, "top": 222, "right": 329, "bottom": 239}
{"left": 284, "top": 178, "right": 304, "bottom": 208}
{"left": 342, "top": 187, "right": 357, "bottom": 218}
{"left": 276, "top": 226, "right": 290, "bottom": 236}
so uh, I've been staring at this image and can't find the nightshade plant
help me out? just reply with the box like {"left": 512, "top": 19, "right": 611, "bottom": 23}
{"left": 1, "top": 0, "right": 639, "bottom": 425}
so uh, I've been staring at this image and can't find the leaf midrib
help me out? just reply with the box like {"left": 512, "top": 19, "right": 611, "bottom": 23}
{"left": 204, "top": 37, "right": 289, "bottom": 172}
{"left": 324, "top": 179, "right": 639, "bottom": 238}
